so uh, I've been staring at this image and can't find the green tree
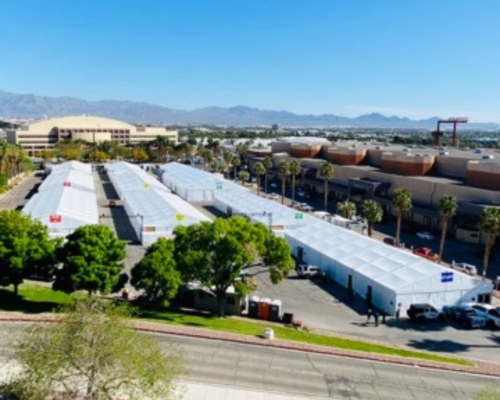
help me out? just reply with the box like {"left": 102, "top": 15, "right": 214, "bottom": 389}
{"left": 437, "top": 195, "right": 458, "bottom": 262}
{"left": 392, "top": 188, "right": 412, "bottom": 246}
{"left": 479, "top": 207, "right": 500, "bottom": 280}
{"left": 8, "top": 298, "right": 184, "bottom": 400}
{"left": 237, "top": 169, "right": 250, "bottom": 184}
{"left": 131, "top": 147, "right": 149, "bottom": 163}
{"left": 0, "top": 211, "right": 60, "bottom": 295}
{"left": 232, "top": 155, "right": 241, "bottom": 179}
{"left": 319, "top": 162, "right": 334, "bottom": 211}
{"left": 361, "top": 200, "right": 383, "bottom": 237}
{"left": 263, "top": 156, "right": 273, "bottom": 193}
{"left": 253, "top": 162, "right": 265, "bottom": 196}
{"left": 53, "top": 225, "right": 126, "bottom": 296}
{"left": 130, "top": 238, "right": 181, "bottom": 304}
{"left": 337, "top": 200, "right": 357, "bottom": 219}
{"left": 289, "top": 159, "right": 301, "bottom": 201}
{"left": 277, "top": 160, "right": 290, "bottom": 205}
{"left": 173, "top": 217, "right": 294, "bottom": 317}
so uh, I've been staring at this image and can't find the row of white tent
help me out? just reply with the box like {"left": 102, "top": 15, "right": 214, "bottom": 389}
{"left": 201, "top": 164, "right": 493, "bottom": 314}
{"left": 23, "top": 161, "right": 99, "bottom": 239}
{"left": 160, "top": 162, "right": 247, "bottom": 202}
{"left": 105, "top": 162, "right": 211, "bottom": 246}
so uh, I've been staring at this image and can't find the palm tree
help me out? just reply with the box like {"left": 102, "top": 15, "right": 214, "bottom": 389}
{"left": 318, "top": 162, "right": 334, "bottom": 211}
{"left": 222, "top": 150, "right": 233, "bottom": 178}
{"left": 277, "top": 160, "right": 290, "bottom": 205}
{"left": 479, "top": 207, "right": 500, "bottom": 281}
{"left": 232, "top": 156, "right": 241, "bottom": 180}
{"left": 392, "top": 188, "right": 413, "bottom": 246}
{"left": 337, "top": 200, "right": 357, "bottom": 220}
{"left": 263, "top": 156, "right": 273, "bottom": 194}
{"left": 253, "top": 162, "right": 265, "bottom": 196}
{"left": 437, "top": 195, "right": 458, "bottom": 263}
{"left": 153, "top": 136, "right": 173, "bottom": 163}
{"left": 288, "top": 159, "right": 301, "bottom": 201}
{"left": 198, "top": 148, "right": 214, "bottom": 171}
{"left": 237, "top": 170, "right": 250, "bottom": 185}
{"left": 362, "top": 200, "right": 383, "bottom": 237}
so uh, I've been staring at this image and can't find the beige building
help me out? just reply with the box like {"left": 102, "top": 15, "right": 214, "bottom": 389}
{"left": 7, "top": 115, "right": 178, "bottom": 155}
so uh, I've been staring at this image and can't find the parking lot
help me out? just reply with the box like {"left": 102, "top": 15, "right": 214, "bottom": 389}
{"left": 249, "top": 264, "right": 500, "bottom": 362}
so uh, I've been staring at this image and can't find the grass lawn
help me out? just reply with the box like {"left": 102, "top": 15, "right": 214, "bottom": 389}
{"left": 0, "top": 284, "right": 473, "bottom": 367}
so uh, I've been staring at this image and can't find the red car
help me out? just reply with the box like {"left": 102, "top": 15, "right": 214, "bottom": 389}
{"left": 413, "top": 247, "right": 439, "bottom": 262}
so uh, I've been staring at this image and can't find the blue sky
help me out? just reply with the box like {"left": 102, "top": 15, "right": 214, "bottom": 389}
{"left": 1, "top": 1, "right": 499, "bottom": 122}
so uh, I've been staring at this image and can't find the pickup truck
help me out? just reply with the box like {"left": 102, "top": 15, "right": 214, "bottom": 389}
{"left": 412, "top": 247, "right": 439, "bottom": 262}
{"left": 295, "top": 264, "right": 324, "bottom": 279}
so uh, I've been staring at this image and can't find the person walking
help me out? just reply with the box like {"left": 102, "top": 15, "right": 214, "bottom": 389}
{"left": 366, "top": 308, "right": 372, "bottom": 325}
{"left": 395, "top": 304, "right": 401, "bottom": 322}
{"left": 373, "top": 309, "right": 379, "bottom": 327}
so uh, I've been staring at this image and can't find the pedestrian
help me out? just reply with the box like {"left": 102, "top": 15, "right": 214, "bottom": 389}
{"left": 366, "top": 308, "right": 372, "bottom": 324}
{"left": 395, "top": 303, "right": 401, "bottom": 322}
{"left": 373, "top": 309, "right": 379, "bottom": 327}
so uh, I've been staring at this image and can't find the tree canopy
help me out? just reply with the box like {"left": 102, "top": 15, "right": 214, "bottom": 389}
{"left": 53, "top": 225, "right": 126, "bottom": 296}
{"left": 130, "top": 238, "right": 181, "bottom": 304}
{"left": 8, "top": 298, "right": 184, "bottom": 400}
{"left": 0, "top": 210, "right": 60, "bottom": 295}
{"left": 173, "top": 217, "right": 294, "bottom": 316}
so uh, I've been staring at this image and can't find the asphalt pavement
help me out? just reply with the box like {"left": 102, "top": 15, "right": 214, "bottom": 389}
{"left": 0, "top": 171, "right": 43, "bottom": 210}
{"left": 0, "top": 323, "right": 498, "bottom": 400}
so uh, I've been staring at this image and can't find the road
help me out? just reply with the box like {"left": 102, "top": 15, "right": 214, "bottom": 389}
{"left": 0, "top": 172, "right": 43, "bottom": 210}
{"left": 0, "top": 323, "right": 498, "bottom": 400}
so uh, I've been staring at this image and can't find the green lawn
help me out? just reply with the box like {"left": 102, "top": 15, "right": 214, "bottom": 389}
{"left": 0, "top": 284, "right": 474, "bottom": 367}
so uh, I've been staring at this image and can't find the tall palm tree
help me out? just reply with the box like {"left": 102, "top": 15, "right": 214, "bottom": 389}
{"left": 237, "top": 170, "right": 250, "bottom": 185}
{"left": 277, "top": 160, "right": 290, "bottom": 205}
{"left": 479, "top": 207, "right": 500, "bottom": 281}
{"left": 153, "top": 136, "right": 173, "bottom": 163}
{"left": 232, "top": 156, "right": 241, "bottom": 180}
{"left": 288, "top": 159, "right": 301, "bottom": 201}
{"left": 254, "top": 162, "right": 265, "bottom": 196}
{"left": 263, "top": 156, "right": 273, "bottom": 194}
{"left": 337, "top": 200, "right": 357, "bottom": 219}
{"left": 318, "top": 162, "right": 334, "bottom": 211}
{"left": 437, "top": 195, "right": 458, "bottom": 262}
{"left": 392, "top": 188, "right": 413, "bottom": 246}
{"left": 362, "top": 200, "right": 383, "bottom": 237}
{"left": 222, "top": 150, "right": 233, "bottom": 178}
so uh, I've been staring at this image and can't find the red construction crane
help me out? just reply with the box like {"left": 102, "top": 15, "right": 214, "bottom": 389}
{"left": 432, "top": 118, "right": 468, "bottom": 147}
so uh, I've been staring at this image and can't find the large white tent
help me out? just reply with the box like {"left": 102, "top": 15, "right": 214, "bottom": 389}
{"left": 39, "top": 167, "right": 95, "bottom": 193}
{"left": 23, "top": 186, "right": 99, "bottom": 239}
{"left": 161, "top": 162, "right": 246, "bottom": 202}
{"left": 105, "top": 162, "right": 169, "bottom": 199}
{"left": 47, "top": 160, "right": 92, "bottom": 175}
{"left": 285, "top": 217, "right": 493, "bottom": 314}
{"left": 122, "top": 188, "right": 211, "bottom": 247}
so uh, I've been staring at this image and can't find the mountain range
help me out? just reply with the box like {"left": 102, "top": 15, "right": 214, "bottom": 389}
{"left": 0, "top": 90, "right": 497, "bottom": 129}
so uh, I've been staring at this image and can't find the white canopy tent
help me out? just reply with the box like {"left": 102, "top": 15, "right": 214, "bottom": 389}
{"left": 122, "top": 188, "right": 211, "bottom": 247}
{"left": 23, "top": 186, "right": 99, "bottom": 239}
{"left": 160, "top": 162, "right": 246, "bottom": 202}
{"left": 285, "top": 218, "right": 493, "bottom": 314}
{"left": 47, "top": 160, "right": 92, "bottom": 175}
{"left": 39, "top": 168, "right": 95, "bottom": 193}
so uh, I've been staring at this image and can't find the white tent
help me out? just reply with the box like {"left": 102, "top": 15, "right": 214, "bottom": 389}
{"left": 285, "top": 218, "right": 493, "bottom": 314}
{"left": 160, "top": 162, "right": 246, "bottom": 202}
{"left": 47, "top": 160, "right": 92, "bottom": 175}
{"left": 23, "top": 186, "right": 99, "bottom": 239}
{"left": 122, "top": 188, "right": 211, "bottom": 247}
{"left": 39, "top": 168, "right": 95, "bottom": 193}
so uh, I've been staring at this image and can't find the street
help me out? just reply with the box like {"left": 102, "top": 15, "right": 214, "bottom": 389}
{"left": 0, "top": 322, "right": 498, "bottom": 400}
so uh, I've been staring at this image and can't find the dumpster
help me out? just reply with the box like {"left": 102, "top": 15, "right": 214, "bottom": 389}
{"left": 248, "top": 295, "right": 260, "bottom": 318}
{"left": 270, "top": 299, "right": 283, "bottom": 322}
{"left": 258, "top": 298, "right": 272, "bottom": 320}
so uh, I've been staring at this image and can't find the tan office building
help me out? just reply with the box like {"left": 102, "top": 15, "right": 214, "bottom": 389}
{"left": 7, "top": 115, "right": 178, "bottom": 155}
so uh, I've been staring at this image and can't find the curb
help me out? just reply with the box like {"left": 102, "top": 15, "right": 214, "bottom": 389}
{"left": 2, "top": 313, "right": 500, "bottom": 377}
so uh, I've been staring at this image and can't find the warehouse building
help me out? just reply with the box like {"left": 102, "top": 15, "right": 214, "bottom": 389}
{"left": 7, "top": 115, "right": 178, "bottom": 155}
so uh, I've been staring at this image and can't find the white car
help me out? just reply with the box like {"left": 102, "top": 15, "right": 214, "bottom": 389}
{"left": 451, "top": 262, "right": 477, "bottom": 276}
{"left": 416, "top": 232, "right": 435, "bottom": 240}
{"left": 469, "top": 303, "right": 500, "bottom": 329}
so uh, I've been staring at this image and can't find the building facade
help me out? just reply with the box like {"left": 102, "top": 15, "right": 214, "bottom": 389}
{"left": 7, "top": 115, "right": 178, "bottom": 155}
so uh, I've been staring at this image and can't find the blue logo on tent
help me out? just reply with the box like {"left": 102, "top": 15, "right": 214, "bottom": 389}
{"left": 441, "top": 271, "right": 454, "bottom": 283}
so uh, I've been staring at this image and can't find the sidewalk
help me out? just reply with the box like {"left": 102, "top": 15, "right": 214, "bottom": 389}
{"left": 2, "top": 312, "right": 500, "bottom": 377}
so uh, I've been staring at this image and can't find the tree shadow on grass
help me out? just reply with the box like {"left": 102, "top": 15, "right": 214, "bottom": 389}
{"left": 0, "top": 289, "right": 62, "bottom": 314}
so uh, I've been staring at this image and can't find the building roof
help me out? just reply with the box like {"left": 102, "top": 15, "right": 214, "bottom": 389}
{"left": 21, "top": 115, "right": 136, "bottom": 131}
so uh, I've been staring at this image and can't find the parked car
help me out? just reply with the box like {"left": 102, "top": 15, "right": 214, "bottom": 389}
{"left": 416, "top": 232, "right": 435, "bottom": 240}
{"left": 469, "top": 303, "right": 500, "bottom": 329}
{"left": 407, "top": 303, "right": 445, "bottom": 322}
{"left": 412, "top": 247, "right": 439, "bottom": 261}
{"left": 451, "top": 262, "right": 477, "bottom": 276}
{"left": 383, "top": 237, "right": 395, "bottom": 246}
{"left": 443, "top": 305, "right": 467, "bottom": 320}
{"left": 456, "top": 309, "right": 487, "bottom": 329}
{"left": 295, "top": 264, "right": 323, "bottom": 279}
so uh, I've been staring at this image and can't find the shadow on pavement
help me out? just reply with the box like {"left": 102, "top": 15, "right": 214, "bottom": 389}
{"left": 98, "top": 171, "right": 119, "bottom": 199}
{"left": 310, "top": 279, "right": 372, "bottom": 316}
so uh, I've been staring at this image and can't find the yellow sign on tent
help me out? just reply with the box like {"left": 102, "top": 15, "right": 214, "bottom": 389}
{"left": 144, "top": 183, "right": 150, "bottom": 188}
{"left": 175, "top": 214, "right": 185, "bottom": 221}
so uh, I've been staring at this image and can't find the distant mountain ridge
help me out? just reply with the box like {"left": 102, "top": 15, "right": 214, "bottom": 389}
{"left": 0, "top": 90, "right": 497, "bottom": 129}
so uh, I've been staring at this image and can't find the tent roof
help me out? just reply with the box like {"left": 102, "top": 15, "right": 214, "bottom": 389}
{"left": 49, "top": 161, "right": 92, "bottom": 175}
{"left": 23, "top": 186, "right": 99, "bottom": 225}
{"left": 40, "top": 168, "right": 95, "bottom": 193}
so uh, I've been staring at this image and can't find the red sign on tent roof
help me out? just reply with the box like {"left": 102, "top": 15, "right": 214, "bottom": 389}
{"left": 63, "top": 181, "right": 71, "bottom": 187}
{"left": 49, "top": 215, "right": 62, "bottom": 223}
